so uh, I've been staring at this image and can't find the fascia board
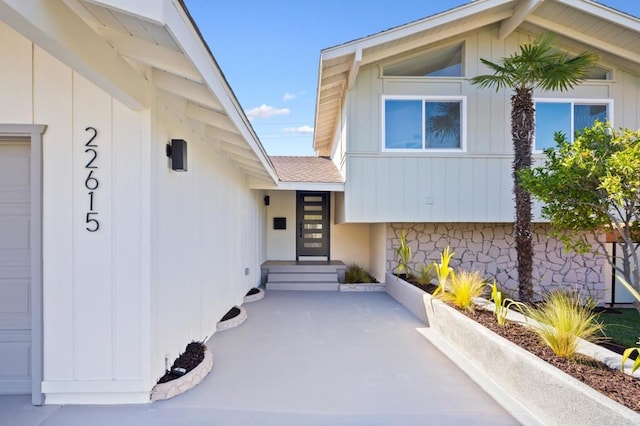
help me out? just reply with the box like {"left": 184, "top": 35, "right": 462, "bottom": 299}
{"left": 275, "top": 182, "right": 345, "bottom": 192}
{"left": 554, "top": 0, "right": 640, "bottom": 32}
{"left": 320, "top": 0, "right": 510, "bottom": 61}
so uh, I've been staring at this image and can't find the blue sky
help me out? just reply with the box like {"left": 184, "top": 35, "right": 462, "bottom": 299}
{"left": 183, "top": 0, "right": 640, "bottom": 156}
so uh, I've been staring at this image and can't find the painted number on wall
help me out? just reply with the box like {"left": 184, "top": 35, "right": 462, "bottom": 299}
{"left": 84, "top": 127, "right": 99, "bottom": 232}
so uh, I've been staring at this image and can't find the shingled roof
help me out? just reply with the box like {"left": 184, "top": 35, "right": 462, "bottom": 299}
{"left": 270, "top": 156, "right": 344, "bottom": 183}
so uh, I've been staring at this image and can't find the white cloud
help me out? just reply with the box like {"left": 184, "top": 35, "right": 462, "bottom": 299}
{"left": 282, "top": 91, "right": 305, "bottom": 102}
{"left": 246, "top": 104, "right": 290, "bottom": 120}
{"left": 283, "top": 125, "right": 314, "bottom": 134}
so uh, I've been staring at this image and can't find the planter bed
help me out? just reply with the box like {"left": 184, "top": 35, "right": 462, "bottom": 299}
{"left": 151, "top": 345, "right": 213, "bottom": 401}
{"left": 386, "top": 272, "right": 640, "bottom": 425}
{"left": 216, "top": 306, "right": 247, "bottom": 331}
{"left": 243, "top": 287, "right": 265, "bottom": 303}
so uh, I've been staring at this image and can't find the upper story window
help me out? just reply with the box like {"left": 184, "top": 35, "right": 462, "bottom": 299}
{"left": 383, "top": 96, "right": 466, "bottom": 151}
{"left": 583, "top": 65, "right": 612, "bottom": 80}
{"left": 384, "top": 43, "right": 463, "bottom": 77}
{"left": 534, "top": 99, "right": 612, "bottom": 151}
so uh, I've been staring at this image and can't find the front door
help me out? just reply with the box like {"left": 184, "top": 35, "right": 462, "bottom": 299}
{"left": 296, "top": 192, "right": 330, "bottom": 260}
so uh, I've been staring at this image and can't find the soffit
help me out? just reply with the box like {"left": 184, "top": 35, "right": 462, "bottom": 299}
{"left": 60, "top": 0, "right": 277, "bottom": 184}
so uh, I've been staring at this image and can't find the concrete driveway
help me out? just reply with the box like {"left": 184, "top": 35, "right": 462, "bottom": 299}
{"left": 0, "top": 291, "right": 520, "bottom": 425}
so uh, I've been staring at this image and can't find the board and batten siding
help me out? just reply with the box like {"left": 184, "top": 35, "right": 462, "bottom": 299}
{"left": 0, "top": 22, "right": 268, "bottom": 404}
{"left": 343, "top": 27, "right": 639, "bottom": 223}
{"left": 149, "top": 92, "right": 267, "bottom": 392}
{"left": 5, "top": 34, "right": 153, "bottom": 402}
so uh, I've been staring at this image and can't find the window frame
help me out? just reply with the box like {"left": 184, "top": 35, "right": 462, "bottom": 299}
{"left": 533, "top": 98, "right": 614, "bottom": 153}
{"left": 381, "top": 95, "right": 467, "bottom": 153}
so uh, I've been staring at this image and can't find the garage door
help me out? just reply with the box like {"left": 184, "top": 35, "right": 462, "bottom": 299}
{"left": 0, "top": 141, "right": 31, "bottom": 394}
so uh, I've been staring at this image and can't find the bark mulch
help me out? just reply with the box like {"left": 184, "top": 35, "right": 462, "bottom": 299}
{"left": 246, "top": 288, "right": 261, "bottom": 296}
{"left": 157, "top": 341, "right": 206, "bottom": 384}
{"left": 220, "top": 306, "right": 241, "bottom": 322}
{"left": 465, "top": 308, "right": 640, "bottom": 413}
{"left": 398, "top": 275, "right": 640, "bottom": 413}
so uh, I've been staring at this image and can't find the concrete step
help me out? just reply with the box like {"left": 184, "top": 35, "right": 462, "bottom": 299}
{"left": 266, "top": 282, "right": 340, "bottom": 291}
{"left": 268, "top": 272, "right": 338, "bottom": 282}
{"left": 267, "top": 264, "right": 345, "bottom": 274}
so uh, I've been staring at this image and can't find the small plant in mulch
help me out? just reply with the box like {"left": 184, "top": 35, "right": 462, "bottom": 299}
{"left": 157, "top": 341, "right": 206, "bottom": 384}
{"left": 344, "top": 264, "right": 377, "bottom": 283}
{"left": 220, "top": 306, "right": 241, "bottom": 322}
{"left": 246, "top": 288, "right": 261, "bottom": 296}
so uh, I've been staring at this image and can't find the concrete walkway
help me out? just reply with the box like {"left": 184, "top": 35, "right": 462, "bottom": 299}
{"left": 0, "top": 291, "right": 519, "bottom": 425}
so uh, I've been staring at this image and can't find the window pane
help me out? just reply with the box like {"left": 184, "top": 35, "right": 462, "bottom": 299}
{"left": 304, "top": 205, "right": 322, "bottom": 211}
{"left": 304, "top": 224, "right": 323, "bottom": 230}
{"left": 535, "top": 102, "right": 571, "bottom": 150}
{"left": 304, "top": 215, "right": 322, "bottom": 220}
{"left": 384, "top": 43, "right": 463, "bottom": 77}
{"left": 304, "top": 242, "right": 322, "bottom": 248}
{"left": 574, "top": 104, "right": 607, "bottom": 134}
{"left": 425, "top": 101, "right": 461, "bottom": 148}
{"left": 304, "top": 196, "right": 322, "bottom": 202}
{"left": 385, "top": 100, "right": 422, "bottom": 149}
{"left": 304, "top": 233, "right": 323, "bottom": 239}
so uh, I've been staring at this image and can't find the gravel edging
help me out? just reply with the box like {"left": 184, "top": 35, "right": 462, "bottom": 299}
{"left": 151, "top": 348, "right": 213, "bottom": 401}
{"left": 216, "top": 306, "right": 248, "bottom": 331}
{"left": 243, "top": 288, "right": 265, "bottom": 303}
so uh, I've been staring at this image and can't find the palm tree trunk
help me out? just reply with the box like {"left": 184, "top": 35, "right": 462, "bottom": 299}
{"left": 512, "top": 88, "right": 534, "bottom": 302}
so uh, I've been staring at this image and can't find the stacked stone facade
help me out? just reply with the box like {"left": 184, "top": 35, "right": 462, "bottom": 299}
{"left": 387, "top": 223, "right": 606, "bottom": 300}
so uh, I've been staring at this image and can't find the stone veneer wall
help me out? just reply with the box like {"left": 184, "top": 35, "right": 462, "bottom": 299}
{"left": 387, "top": 223, "right": 607, "bottom": 300}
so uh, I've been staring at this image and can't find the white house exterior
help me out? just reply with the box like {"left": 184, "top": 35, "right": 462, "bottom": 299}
{"left": 0, "top": 0, "right": 279, "bottom": 405}
{"left": 311, "top": 0, "right": 640, "bottom": 298}
{"left": 2, "top": 0, "right": 639, "bottom": 407}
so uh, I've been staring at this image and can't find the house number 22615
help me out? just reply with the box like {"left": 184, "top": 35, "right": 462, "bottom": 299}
{"left": 84, "top": 127, "right": 100, "bottom": 232}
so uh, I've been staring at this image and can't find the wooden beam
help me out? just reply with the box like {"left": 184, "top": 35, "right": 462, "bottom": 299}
{"left": 95, "top": 26, "right": 202, "bottom": 82}
{"left": 0, "top": 0, "right": 150, "bottom": 109}
{"left": 185, "top": 103, "right": 239, "bottom": 134}
{"left": 498, "top": 0, "right": 544, "bottom": 40}
{"left": 205, "top": 126, "right": 251, "bottom": 148}
{"left": 347, "top": 48, "right": 362, "bottom": 90}
{"left": 153, "top": 70, "right": 221, "bottom": 110}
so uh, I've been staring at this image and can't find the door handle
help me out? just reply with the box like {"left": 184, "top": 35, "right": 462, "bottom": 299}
{"left": 299, "top": 223, "right": 302, "bottom": 238}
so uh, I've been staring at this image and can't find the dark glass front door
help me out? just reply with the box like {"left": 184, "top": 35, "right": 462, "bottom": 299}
{"left": 296, "top": 192, "right": 330, "bottom": 259}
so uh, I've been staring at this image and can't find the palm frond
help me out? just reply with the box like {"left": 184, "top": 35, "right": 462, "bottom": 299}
{"left": 470, "top": 33, "right": 598, "bottom": 94}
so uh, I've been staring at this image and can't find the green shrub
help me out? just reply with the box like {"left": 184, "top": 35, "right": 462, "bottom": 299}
{"left": 344, "top": 264, "right": 373, "bottom": 283}
{"left": 523, "top": 291, "right": 604, "bottom": 359}
{"left": 436, "top": 270, "right": 486, "bottom": 312}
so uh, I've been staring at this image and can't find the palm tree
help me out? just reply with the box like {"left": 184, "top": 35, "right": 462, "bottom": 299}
{"left": 470, "top": 33, "right": 596, "bottom": 303}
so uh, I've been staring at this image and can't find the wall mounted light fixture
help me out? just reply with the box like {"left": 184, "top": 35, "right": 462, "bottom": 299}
{"left": 166, "top": 139, "right": 188, "bottom": 171}
{"left": 264, "top": 195, "right": 270, "bottom": 206}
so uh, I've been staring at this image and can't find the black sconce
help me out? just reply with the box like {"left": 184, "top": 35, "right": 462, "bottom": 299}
{"left": 166, "top": 139, "right": 188, "bottom": 171}
{"left": 264, "top": 195, "right": 270, "bottom": 206}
